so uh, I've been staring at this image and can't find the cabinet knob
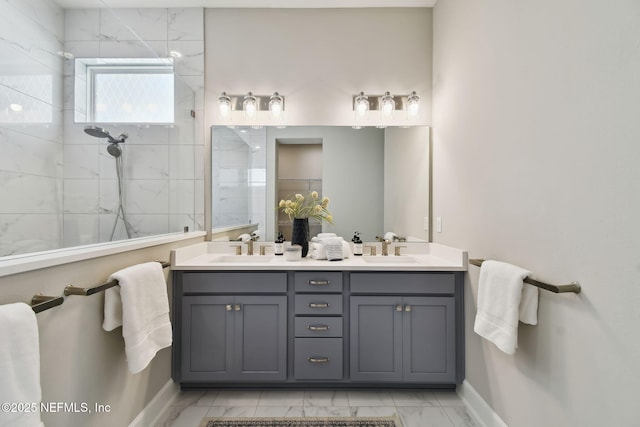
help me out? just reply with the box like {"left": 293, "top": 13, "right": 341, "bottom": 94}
{"left": 395, "top": 304, "right": 403, "bottom": 312}
{"left": 405, "top": 305, "right": 412, "bottom": 312}
{"left": 308, "top": 280, "right": 330, "bottom": 286}
{"left": 309, "top": 302, "right": 330, "bottom": 308}
{"left": 307, "top": 324, "right": 330, "bottom": 331}
{"left": 234, "top": 304, "right": 241, "bottom": 311}
{"left": 308, "top": 357, "right": 330, "bottom": 364}
{"left": 225, "top": 304, "right": 233, "bottom": 311}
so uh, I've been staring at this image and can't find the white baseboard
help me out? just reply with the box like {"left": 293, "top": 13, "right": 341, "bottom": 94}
{"left": 457, "top": 380, "right": 509, "bottom": 427}
{"left": 129, "top": 379, "right": 180, "bottom": 427}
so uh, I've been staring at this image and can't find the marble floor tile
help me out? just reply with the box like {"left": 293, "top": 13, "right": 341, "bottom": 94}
{"left": 303, "top": 390, "right": 349, "bottom": 407}
{"left": 396, "top": 406, "right": 455, "bottom": 427}
{"left": 443, "top": 406, "right": 479, "bottom": 427}
{"left": 211, "top": 390, "right": 261, "bottom": 406}
{"left": 196, "top": 391, "right": 219, "bottom": 406}
{"left": 350, "top": 406, "right": 397, "bottom": 418}
{"left": 254, "top": 406, "right": 305, "bottom": 417}
{"left": 391, "top": 390, "right": 439, "bottom": 407}
{"left": 258, "top": 390, "right": 305, "bottom": 406}
{"left": 303, "top": 406, "right": 351, "bottom": 417}
{"left": 434, "top": 391, "right": 466, "bottom": 407}
{"left": 347, "top": 390, "right": 395, "bottom": 406}
{"left": 205, "top": 406, "right": 257, "bottom": 418}
{"left": 169, "top": 405, "right": 210, "bottom": 427}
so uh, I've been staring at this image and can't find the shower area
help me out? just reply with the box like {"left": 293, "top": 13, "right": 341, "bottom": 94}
{"left": 0, "top": 5, "right": 205, "bottom": 257}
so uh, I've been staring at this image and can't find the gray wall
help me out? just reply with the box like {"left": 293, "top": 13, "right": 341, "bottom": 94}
{"left": 433, "top": 0, "right": 640, "bottom": 425}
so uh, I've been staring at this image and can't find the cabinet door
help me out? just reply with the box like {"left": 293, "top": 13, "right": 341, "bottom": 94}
{"left": 234, "top": 295, "right": 287, "bottom": 381}
{"left": 402, "top": 296, "right": 455, "bottom": 383}
{"left": 181, "top": 296, "right": 234, "bottom": 381}
{"left": 350, "top": 296, "right": 403, "bottom": 382}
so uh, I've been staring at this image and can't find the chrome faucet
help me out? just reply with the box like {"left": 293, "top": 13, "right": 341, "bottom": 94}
{"left": 375, "top": 236, "right": 390, "bottom": 256}
{"left": 246, "top": 232, "right": 259, "bottom": 255}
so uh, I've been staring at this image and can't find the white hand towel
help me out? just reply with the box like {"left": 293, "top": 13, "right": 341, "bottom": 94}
{"left": 103, "top": 262, "right": 172, "bottom": 374}
{"left": 309, "top": 239, "right": 352, "bottom": 260}
{"left": 324, "top": 237, "right": 344, "bottom": 261}
{"left": 473, "top": 260, "right": 538, "bottom": 354}
{"left": 0, "top": 303, "right": 44, "bottom": 427}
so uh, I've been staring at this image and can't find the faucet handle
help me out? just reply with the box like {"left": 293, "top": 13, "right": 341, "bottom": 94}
{"left": 363, "top": 244, "right": 377, "bottom": 256}
{"left": 394, "top": 244, "right": 407, "bottom": 256}
{"left": 230, "top": 243, "right": 243, "bottom": 255}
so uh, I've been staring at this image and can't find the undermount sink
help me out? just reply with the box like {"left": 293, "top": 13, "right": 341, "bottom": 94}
{"left": 211, "top": 255, "right": 274, "bottom": 263}
{"left": 362, "top": 255, "right": 416, "bottom": 263}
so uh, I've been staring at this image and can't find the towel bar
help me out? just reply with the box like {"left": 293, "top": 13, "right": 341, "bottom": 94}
{"left": 63, "top": 261, "right": 171, "bottom": 296}
{"left": 31, "top": 294, "right": 64, "bottom": 313}
{"left": 469, "top": 259, "right": 581, "bottom": 294}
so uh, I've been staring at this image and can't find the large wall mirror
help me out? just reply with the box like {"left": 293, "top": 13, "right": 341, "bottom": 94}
{"left": 211, "top": 125, "right": 431, "bottom": 243}
{"left": 0, "top": 2, "right": 204, "bottom": 258}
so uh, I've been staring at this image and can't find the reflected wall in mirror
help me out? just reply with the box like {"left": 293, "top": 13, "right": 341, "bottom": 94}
{"left": 0, "top": 3, "right": 205, "bottom": 258}
{"left": 211, "top": 126, "right": 430, "bottom": 243}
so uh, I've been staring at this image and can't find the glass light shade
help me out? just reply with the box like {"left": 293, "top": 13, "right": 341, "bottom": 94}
{"left": 354, "top": 92, "right": 369, "bottom": 118}
{"left": 218, "top": 92, "right": 231, "bottom": 119}
{"left": 243, "top": 92, "right": 257, "bottom": 119}
{"left": 407, "top": 91, "right": 420, "bottom": 119}
{"left": 269, "top": 92, "right": 283, "bottom": 120}
{"left": 380, "top": 91, "right": 395, "bottom": 119}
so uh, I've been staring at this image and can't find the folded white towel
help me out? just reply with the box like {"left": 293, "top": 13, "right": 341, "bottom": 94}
{"left": 473, "top": 260, "right": 538, "bottom": 354}
{"left": 309, "top": 238, "right": 352, "bottom": 260}
{"left": 0, "top": 303, "right": 43, "bottom": 427}
{"left": 384, "top": 231, "right": 397, "bottom": 241}
{"left": 103, "top": 262, "right": 173, "bottom": 374}
{"left": 324, "top": 237, "right": 344, "bottom": 261}
{"left": 317, "top": 233, "right": 337, "bottom": 239}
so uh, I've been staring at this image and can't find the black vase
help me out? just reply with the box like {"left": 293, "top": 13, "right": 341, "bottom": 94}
{"left": 291, "top": 218, "right": 310, "bottom": 257}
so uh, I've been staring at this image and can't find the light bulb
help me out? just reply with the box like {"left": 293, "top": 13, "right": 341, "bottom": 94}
{"left": 407, "top": 91, "right": 420, "bottom": 119}
{"left": 243, "top": 92, "right": 257, "bottom": 120}
{"left": 381, "top": 91, "right": 395, "bottom": 119}
{"left": 354, "top": 92, "right": 369, "bottom": 117}
{"left": 269, "top": 92, "right": 283, "bottom": 120}
{"left": 218, "top": 92, "right": 231, "bottom": 120}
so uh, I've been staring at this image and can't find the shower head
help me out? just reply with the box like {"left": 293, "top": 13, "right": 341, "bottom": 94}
{"left": 84, "top": 126, "right": 128, "bottom": 144}
{"left": 107, "top": 143, "right": 122, "bottom": 158}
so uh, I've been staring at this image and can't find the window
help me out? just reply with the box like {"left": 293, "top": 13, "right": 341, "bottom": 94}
{"left": 75, "top": 58, "right": 175, "bottom": 123}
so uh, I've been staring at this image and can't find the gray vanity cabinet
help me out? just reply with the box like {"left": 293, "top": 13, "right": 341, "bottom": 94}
{"left": 178, "top": 272, "right": 287, "bottom": 383}
{"left": 350, "top": 273, "right": 458, "bottom": 384}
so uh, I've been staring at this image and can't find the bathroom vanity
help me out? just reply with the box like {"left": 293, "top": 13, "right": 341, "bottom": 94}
{"left": 170, "top": 242, "right": 467, "bottom": 389}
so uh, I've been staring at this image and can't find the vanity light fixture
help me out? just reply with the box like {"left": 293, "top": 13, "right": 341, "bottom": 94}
{"left": 217, "top": 92, "right": 286, "bottom": 122}
{"left": 352, "top": 91, "right": 421, "bottom": 125}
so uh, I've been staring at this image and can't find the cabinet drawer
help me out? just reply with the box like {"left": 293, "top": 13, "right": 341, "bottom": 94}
{"left": 295, "top": 294, "right": 343, "bottom": 315}
{"left": 294, "top": 272, "right": 343, "bottom": 293}
{"left": 350, "top": 273, "right": 455, "bottom": 295}
{"left": 295, "top": 317, "right": 343, "bottom": 337}
{"left": 183, "top": 272, "right": 287, "bottom": 294}
{"left": 294, "top": 338, "right": 343, "bottom": 380}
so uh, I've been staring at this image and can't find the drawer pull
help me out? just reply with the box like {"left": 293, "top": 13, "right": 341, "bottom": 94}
{"left": 234, "top": 304, "right": 241, "bottom": 311}
{"left": 307, "top": 324, "right": 330, "bottom": 331}
{"left": 308, "top": 357, "right": 330, "bottom": 363}
{"left": 395, "top": 304, "right": 403, "bottom": 312}
{"left": 225, "top": 304, "right": 233, "bottom": 311}
{"left": 309, "top": 302, "right": 330, "bottom": 308}
{"left": 308, "top": 280, "right": 330, "bottom": 286}
{"left": 404, "top": 305, "right": 412, "bottom": 312}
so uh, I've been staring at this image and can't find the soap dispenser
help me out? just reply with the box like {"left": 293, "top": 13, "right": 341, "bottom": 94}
{"left": 274, "top": 232, "right": 284, "bottom": 256}
{"left": 352, "top": 232, "right": 363, "bottom": 256}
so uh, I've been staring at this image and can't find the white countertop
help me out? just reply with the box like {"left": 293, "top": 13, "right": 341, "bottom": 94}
{"left": 171, "top": 241, "right": 468, "bottom": 272}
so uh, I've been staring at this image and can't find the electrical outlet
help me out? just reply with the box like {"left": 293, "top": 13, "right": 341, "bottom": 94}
{"left": 423, "top": 216, "right": 429, "bottom": 231}
{"left": 436, "top": 217, "right": 442, "bottom": 233}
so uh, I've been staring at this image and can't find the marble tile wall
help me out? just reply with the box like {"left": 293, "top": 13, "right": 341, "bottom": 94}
{"left": 0, "top": 0, "right": 65, "bottom": 256}
{"left": 62, "top": 7, "right": 205, "bottom": 246}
